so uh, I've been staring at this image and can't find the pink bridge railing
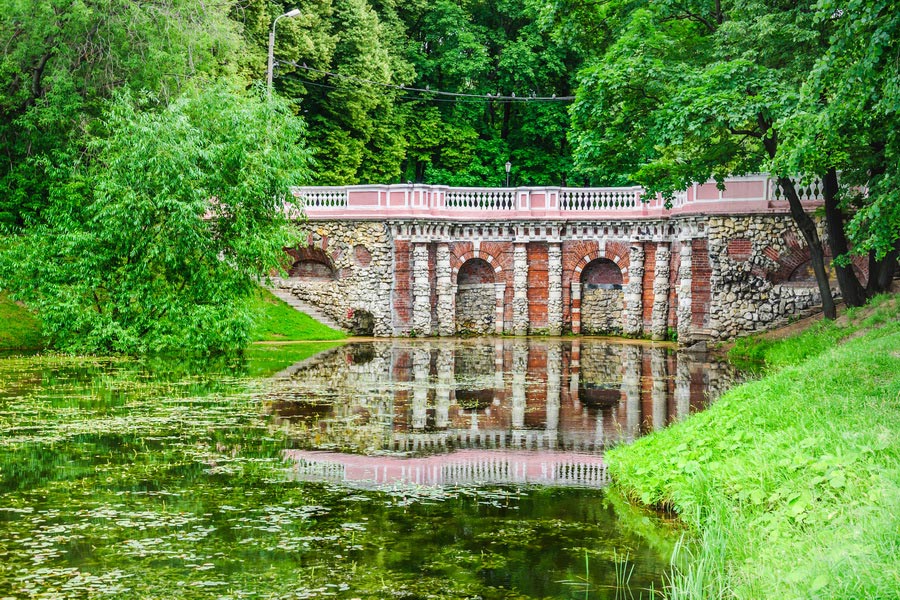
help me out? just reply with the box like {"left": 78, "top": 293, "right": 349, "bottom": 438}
{"left": 293, "top": 174, "right": 824, "bottom": 221}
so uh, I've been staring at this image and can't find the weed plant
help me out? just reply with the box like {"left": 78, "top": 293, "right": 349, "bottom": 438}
{"left": 607, "top": 296, "right": 900, "bottom": 598}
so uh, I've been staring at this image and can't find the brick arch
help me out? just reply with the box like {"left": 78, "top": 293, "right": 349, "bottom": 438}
{"left": 572, "top": 248, "right": 631, "bottom": 283}
{"left": 769, "top": 246, "right": 813, "bottom": 283}
{"left": 451, "top": 248, "right": 504, "bottom": 284}
{"left": 284, "top": 245, "right": 338, "bottom": 280}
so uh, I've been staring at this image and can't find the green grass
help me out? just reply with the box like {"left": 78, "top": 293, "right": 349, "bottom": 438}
{"left": 248, "top": 288, "right": 346, "bottom": 342}
{"left": 607, "top": 295, "right": 900, "bottom": 599}
{"left": 0, "top": 292, "right": 43, "bottom": 350}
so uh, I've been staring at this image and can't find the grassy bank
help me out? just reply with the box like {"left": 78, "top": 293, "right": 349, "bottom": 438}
{"left": 607, "top": 296, "right": 900, "bottom": 598}
{"left": 248, "top": 288, "right": 346, "bottom": 342}
{"left": 0, "top": 293, "right": 43, "bottom": 350}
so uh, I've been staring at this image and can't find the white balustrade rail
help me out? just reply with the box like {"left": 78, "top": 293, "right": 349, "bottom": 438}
{"left": 445, "top": 188, "right": 517, "bottom": 210}
{"left": 295, "top": 187, "right": 349, "bottom": 208}
{"left": 771, "top": 177, "right": 825, "bottom": 202}
{"left": 291, "top": 174, "right": 825, "bottom": 221}
{"left": 559, "top": 187, "right": 642, "bottom": 211}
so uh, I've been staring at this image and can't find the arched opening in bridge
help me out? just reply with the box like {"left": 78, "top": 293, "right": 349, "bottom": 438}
{"left": 455, "top": 258, "right": 497, "bottom": 334}
{"left": 580, "top": 258, "right": 624, "bottom": 334}
{"left": 285, "top": 247, "right": 337, "bottom": 281}
{"left": 348, "top": 309, "right": 375, "bottom": 337}
{"left": 453, "top": 344, "right": 500, "bottom": 418}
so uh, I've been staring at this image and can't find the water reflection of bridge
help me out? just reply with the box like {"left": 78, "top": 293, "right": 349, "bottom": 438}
{"left": 287, "top": 449, "right": 608, "bottom": 487}
{"left": 267, "top": 339, "right": 736, "bottom": 456}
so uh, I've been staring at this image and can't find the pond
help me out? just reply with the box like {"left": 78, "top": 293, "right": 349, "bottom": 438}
{"left": 0, "top": 339, "right": 738, "bottom": 599}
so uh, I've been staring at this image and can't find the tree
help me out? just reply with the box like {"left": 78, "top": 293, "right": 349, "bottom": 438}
{"left": 0, "top": 0, "right": 243, "bottom": 230}
{"left": 0, "top": 85, "right": 311, "bottom": 354}
{"left": 567, "top": 0, "right": 900, "bottom": 318}
{"left": 775, "top": 0, "right": 900, "bottom": 298}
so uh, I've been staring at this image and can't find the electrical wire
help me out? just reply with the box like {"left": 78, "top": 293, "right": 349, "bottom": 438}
{"left": 285, "top": 73, "right": 568, "bottom": 105}
{"left": 276, "top": 59, "right": 576, "bottom": 102}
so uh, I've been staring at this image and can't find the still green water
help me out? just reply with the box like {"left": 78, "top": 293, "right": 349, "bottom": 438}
{"left": 0, "top": 340, "right": 736, "bottom": 599}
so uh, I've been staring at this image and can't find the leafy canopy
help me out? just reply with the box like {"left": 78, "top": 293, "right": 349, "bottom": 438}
{"left": 0, "top": 85, "right": 310, "bottom": 354}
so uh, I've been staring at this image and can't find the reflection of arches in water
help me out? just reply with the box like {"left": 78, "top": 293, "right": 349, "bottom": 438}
{"left": 455, "top": 258, "right": 496, "bottom": 334}
{"left": 580, "top": 259, "right": 624, "bottom": 334}
{"left": 454, "top": 388, "right": 495, "bottom": 410}
{"left": 285, "top": 247, "right": 337, "bottom": 280}
{"left": 348, "top": 343, "right": 376, "bottom": 364}
{"left": 577, "top": 384, "right": 621, "bottom": 407}
{"left": 349, "top": 310, "right": 375, "bottom": 336}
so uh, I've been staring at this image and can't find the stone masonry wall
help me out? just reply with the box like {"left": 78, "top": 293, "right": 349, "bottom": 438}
{"left": 704, "top": 215, "right": 829, "bottom": 339}
{"left": 455, "top": 284, "right": 497, "bottom": 334}
{"left": 580, "top": 288, "right": 624, "bottom": 334}
{"left": 276, "top": 221, "right": 394, "bottom": 336}
{"left": 275, "top": 214, "right": 844, "bottom": 342}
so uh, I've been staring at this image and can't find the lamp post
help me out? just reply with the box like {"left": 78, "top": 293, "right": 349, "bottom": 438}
{"left": 267, "top": 8, "right": 302, "bottom": 97}
{"left": 505, "top": 161, "right": 512, "bottom": 187}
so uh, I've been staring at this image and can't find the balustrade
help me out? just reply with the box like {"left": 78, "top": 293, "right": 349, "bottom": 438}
{"left": 292, "top": 174, "right": 825, "bottom": 220}
{"left": 559, "top": 188, "right": 641, "bottom": 211}
{"left": 445, "top": 189, "right": 517, "bottom": 210}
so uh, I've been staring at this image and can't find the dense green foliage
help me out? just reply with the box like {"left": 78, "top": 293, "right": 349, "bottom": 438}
{"left": 607, "top": 297, "right": 900, "bottom": 598}
{"left": 258, "top": 0, "right": 582, "bottom": 186}
{"left": 2, "top": 0, "right": 896, "bottom": 352}
{"left": 0, "top": 86, "right": 310, "bottom": 354}
{"left": 558, "top": 0, "right": 899, "bottom": 313}
{"left": 0, "top": 2, "right": 314, "bottom": 354}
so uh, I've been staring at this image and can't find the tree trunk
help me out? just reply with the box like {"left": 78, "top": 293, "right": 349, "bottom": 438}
{"left": 759, "top": 119, "right": 836, "bottom": 319}
{"left": 867, "top": 242, "right": 899, "bottom": 295}
{"left": 777, "top": 176, "right": 837, "bottom": 319}
{"left": 822, "top": 168, "right": 867, "bottom": 306}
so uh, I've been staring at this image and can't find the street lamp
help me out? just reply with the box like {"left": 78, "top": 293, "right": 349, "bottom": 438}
{"left": 267, "top": 8, "right": 302, "bottom": 97}
{"left": 505, "top": 161, "right": 512, "bottom": 187}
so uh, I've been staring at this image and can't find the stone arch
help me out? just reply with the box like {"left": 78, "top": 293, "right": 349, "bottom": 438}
{"left": 455, "top": 258, "right": 498, "bottom": 334}
{"left": 578, "top": 257, "right": 625, "bottom": 334}
{"left": 348, "top": 309, "right": 375, "bottom": 336}
{"left": 285, "top": 246, "right": 338, "bottom": 280}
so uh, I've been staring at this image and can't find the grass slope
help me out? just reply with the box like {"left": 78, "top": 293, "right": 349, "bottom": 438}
{"left": 0, "top": 293, "right": 43, "bottom": 350}
{"left": 607, "top": 296, "right": 900, "bottom": 599}
{"left": 249, "top": 288, "right": 346, "bottom": 342}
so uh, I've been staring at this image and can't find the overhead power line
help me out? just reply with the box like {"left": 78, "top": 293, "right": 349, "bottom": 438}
{"left": 277, "top": 60, "right": 576, "bottom": 102}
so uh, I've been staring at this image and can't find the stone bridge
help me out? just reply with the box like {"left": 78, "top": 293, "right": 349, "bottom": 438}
{"left": 275, "top": 175, "right": 847, "bottom": 342}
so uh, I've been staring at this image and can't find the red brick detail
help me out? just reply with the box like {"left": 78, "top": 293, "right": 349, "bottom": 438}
{"left": 525, "top": 345, "right": 548, "bottom": 426}
{"left": 393, "top": 240, "right": 412, "bottom": 327}
{"left": 691, "top": 239, "right": 711, "bottom": 328}
{"left": 352, "top": 244, "right": 371, "bottom": 267}
{"left": 851, "top": 255, "right": 870, "bottom": 286}
{"left": 642, "top": 243, "right": 657, "bottom": 327}
{"left": 581, "top": 259, "right": 624, "bottom": 285}
{"left": 527, "top": 243, "right": 549, "bottom": 329}
{"left": 763, "top": 245, "right": 780, "bottom": 262}
{"left": 783, "top": 230, "right": 803, "bottom": 250}
{"left": 727, "top": 238, "right": 752, "bottom": 262}
{"left": 769, "top": 246, "right": 811, "bottom": 283}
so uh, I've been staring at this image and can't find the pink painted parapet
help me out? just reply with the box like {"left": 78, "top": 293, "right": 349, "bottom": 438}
{"left": 285, "top": 449, "right": 609, "bottom": 487}
{"left": 293, "top": 175, "right": 824, "bottom": 221}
